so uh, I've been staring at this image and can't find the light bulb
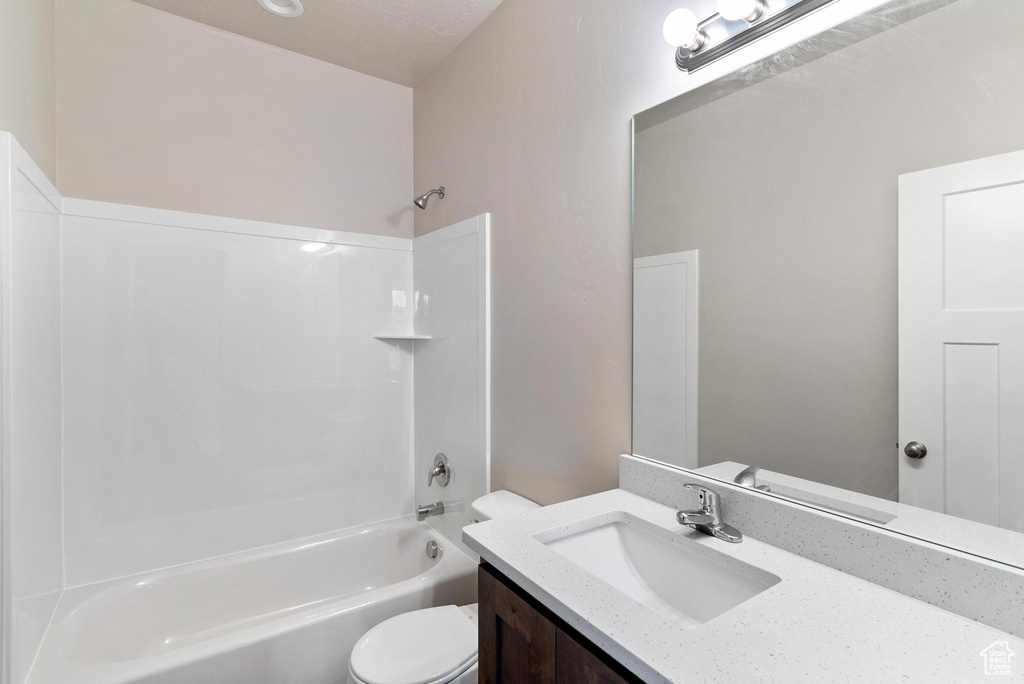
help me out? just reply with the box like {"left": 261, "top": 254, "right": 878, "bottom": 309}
{"left": 717, "top": 0, "right": 765, "bottom": 22}
{"left": 257, "top": 0, "right": 303, "bottom": 18}
{"left": 663, "top": 8, "right": 704, "bottom": 50}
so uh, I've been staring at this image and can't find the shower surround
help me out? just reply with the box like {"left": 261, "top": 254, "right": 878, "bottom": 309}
{"left": 0, "top": 132, "right": 490, "bottom": 684}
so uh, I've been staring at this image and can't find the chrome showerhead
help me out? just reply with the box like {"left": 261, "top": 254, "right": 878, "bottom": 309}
{"left": 414, "top": 186, "right": 445, "bottom": 210}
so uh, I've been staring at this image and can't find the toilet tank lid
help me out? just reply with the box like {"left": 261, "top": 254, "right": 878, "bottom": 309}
{"left": 470, "top": 490, "right": 539, "bottom": 521}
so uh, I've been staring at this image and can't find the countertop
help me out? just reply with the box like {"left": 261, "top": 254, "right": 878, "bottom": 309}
{"left": 463, "top": 489, "right": 1024, "bottom": 683}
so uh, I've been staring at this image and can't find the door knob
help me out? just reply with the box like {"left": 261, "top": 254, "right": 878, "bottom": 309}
{"left": 904, "top": 441, "right": 927, "bottom": 459}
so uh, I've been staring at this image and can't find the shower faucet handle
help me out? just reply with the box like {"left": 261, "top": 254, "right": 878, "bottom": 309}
{"left": 427, "top": 453, "right": 452, "bottom": 487}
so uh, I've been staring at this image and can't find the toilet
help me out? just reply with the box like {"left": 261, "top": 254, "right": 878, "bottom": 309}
{"left": 348, "top": 491, "right": 539, "bottom": 684}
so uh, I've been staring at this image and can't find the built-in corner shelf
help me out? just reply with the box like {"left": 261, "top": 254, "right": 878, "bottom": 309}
{"left": 373, "top": 334, "right": 433, "bottom": 341}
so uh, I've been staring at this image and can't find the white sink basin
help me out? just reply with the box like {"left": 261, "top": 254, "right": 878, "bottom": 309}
{"left": 538, "top": 515, "right": 780, "bottom": 628}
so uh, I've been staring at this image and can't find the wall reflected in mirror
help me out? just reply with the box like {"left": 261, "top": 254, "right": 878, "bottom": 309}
{"left": 632, "top": 0, "right": 1024, "bottom": 567}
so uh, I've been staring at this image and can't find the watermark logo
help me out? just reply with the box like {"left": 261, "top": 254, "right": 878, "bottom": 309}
{"left": 981, "top": 641, "right": 1015, "bottom": 676}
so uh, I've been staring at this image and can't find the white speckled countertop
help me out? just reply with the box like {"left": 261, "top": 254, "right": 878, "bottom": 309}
{"left": 463, "top": 489, "right": 1024, "bottom": 683}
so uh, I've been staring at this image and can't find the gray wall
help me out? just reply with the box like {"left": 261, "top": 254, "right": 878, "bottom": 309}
{"left": 635, "top": 0, "right": 1024, "bottom": 500}
{"left": 56, "top": 0, "right": 413, "bottom": 238}
{"left": 0, "top": 0, "right": 56, "bottom": 183}
{"left": 411, "top": 0, "right": 706, "bottom": 505}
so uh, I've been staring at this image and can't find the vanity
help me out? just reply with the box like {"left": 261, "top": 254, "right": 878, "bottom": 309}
{"left": 466, "top": 457, "right": 1024, "bottom": 683}
{"left": 478, "top": 563, "right": 638, "bottom": 684}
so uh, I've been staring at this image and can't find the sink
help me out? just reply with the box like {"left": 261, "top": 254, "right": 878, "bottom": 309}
{"left": 537, "top": 514, "right": 780, "bottom": 628}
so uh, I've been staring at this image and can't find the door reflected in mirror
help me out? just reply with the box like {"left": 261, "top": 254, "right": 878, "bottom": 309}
{"left": 632, "top": 0, "right": 1024, "bottom": 568}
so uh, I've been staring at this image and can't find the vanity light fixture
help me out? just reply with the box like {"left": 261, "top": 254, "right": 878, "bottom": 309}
{"left": 717, "top": 0, "right": 766, "bottom": 22}
{"left": 662, "top": 9, "right": 705, "bottom": 52}
{"left": 257, "top": 0, "right": 304, "bottom": 18}
{"left": 665, "top": 0, "right": 839, "bottom": 73}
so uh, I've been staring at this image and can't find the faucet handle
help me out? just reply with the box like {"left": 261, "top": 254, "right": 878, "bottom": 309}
{"left": 734, "top": 465, "right": 771, "bottom": 492}
{"left": 679, "top": 483, "right": 739, "bottom": 543}
{"left": 427, "top": 453, "right": 452, "bottom": 487}
{"left": 734, "top": 465, "right": 760, "bottom": 487}
{"left": 683, "top": 483, "right": 718, "bottom": 510}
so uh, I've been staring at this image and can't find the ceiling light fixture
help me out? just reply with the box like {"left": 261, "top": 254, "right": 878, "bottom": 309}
{"left": 666, "top": 0, "right": 839, "bottom": 74}
{"left": 257, "top": 0, "right": 304, "bottom": 18}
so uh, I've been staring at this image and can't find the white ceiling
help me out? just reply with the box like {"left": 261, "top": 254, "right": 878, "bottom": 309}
{"left": 130, "top": 0, "right": 505, "bottom": 87}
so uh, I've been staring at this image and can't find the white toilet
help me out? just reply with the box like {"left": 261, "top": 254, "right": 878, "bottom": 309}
{"left": 348, "top": 491, "right": 538, "bottom": 684}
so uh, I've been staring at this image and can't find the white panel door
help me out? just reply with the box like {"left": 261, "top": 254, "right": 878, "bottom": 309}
{"left": 899, "top": 149, "right": 1024, "bottom": 532}
{"left": 633, "top": 250, "right": 698, "bottom": 468}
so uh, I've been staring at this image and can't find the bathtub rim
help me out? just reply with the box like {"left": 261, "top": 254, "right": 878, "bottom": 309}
{"left": 27, "top": 515, "right": 476, "bottom": 684}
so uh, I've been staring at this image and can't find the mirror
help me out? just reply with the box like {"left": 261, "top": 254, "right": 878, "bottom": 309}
{"left": 632, "top": 0, "right": 1024, "bottom": 568}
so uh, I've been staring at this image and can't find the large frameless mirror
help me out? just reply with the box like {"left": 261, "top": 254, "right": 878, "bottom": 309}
{"left": 632, "top": 0, "right": 1024, "bottom": 569}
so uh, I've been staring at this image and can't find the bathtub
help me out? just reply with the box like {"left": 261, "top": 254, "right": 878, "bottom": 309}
{"left": 27, "top": 517, "right": 477, "bottom": 684}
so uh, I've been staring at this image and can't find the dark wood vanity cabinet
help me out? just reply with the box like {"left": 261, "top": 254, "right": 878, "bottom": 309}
{"left": 478, "top": 563, "right": 642, "bottom": 684}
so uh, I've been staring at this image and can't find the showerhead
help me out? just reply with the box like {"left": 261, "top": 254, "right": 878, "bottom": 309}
{"left": 414, "top": 186, "right": 445, "bottom": 210}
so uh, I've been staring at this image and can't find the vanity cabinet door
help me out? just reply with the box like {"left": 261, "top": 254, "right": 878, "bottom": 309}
{"left": 555, "top": 629, "right": 631, "bottom": 684}
{"left": 479, "top": 564, "right": 557, "bottom": 684}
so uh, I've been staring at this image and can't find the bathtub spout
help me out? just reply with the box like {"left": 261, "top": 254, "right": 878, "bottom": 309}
{"left": 416, "top": 501, "right": 445, "bottom": 521}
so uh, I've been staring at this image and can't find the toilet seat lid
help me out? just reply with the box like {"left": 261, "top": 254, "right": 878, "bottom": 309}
{"left": 350, "top": 605, "right": 478, "bottom": 684}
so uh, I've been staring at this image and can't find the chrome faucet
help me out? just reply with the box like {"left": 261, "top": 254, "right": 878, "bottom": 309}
{"left": 677, "top": 484, "right": 743, "bottom": 543}
{"left": 427, "top": 453, "right": 452, "bottom": 487}
{"left": 733, "top": 465, "right": 771, "bottom": 492}
{"left": 417, "top": 501, "right": 445, "bottom": 521}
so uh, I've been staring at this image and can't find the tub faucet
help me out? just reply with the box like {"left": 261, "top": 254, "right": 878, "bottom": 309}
{"left": 677, "top": 484, "right": 743, "bottom": 543}
{"left": 416, "top": 501, "right": 444, "bottom": 521}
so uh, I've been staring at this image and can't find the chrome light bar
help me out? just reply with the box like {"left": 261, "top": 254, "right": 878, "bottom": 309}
{"left": 673, "top": 0, "right": 840, "bottom": 73}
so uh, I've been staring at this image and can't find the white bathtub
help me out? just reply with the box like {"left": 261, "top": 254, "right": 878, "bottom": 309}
{"left": 27, "top": 518, "right": 477, "bottom": 684}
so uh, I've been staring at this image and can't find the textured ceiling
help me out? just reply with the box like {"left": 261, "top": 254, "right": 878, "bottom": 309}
{"left": 129, "top": 0, "right": 505, "bottom": 86}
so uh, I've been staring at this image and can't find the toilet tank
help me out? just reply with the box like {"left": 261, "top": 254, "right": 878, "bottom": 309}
{"left": 470, "top": 491, "right": 538, "bottom": 523}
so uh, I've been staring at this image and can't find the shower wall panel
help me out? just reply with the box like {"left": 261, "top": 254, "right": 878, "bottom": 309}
{"left": 412, "top": 215, "right": 490, "bottom": 554}
{"left": 0, "top": 133, "right": 64, "bottom": 684}
{"left": 60, "top": 204, "right": 415, "bottom": 586}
